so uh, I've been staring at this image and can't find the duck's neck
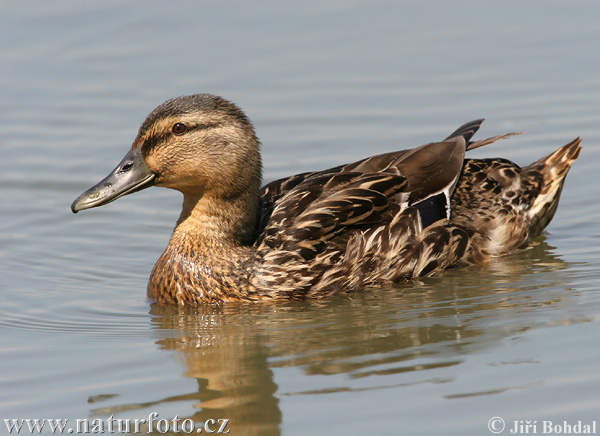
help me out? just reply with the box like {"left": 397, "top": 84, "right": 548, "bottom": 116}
{"left": 147, "top": 190, "right": 260, "bottom": 303}
{"left": 174, "top": 190, "right": 259, "bottom": 248}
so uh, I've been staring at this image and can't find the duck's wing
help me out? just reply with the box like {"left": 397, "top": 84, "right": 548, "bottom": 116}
{"left": 256, "top": 171, "right": 409, "bottom": 256}
{"left": 445, "top": 118, "right": 485, "bottom": 142}
{"left": 252, "top": 171, "right": 410, "bottom": 295}
{"left": 257, "top": 119, "right": 492, "bottom": 231}
{"left": 256, "top": 118, "right": 526, "bottom": 242}
{"left": 256, "top": 137, "right": 468, "bottom": 243}
{"left": 254, "top": 133, "right": 472, "bottom": 252}
{"left": 251, "top": 138, "right": 477, "bottom": 297}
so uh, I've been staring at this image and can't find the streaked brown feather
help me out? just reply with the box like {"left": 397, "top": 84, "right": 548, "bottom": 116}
{"left": 249, "top": 124, "right": 581, "bottom": 299}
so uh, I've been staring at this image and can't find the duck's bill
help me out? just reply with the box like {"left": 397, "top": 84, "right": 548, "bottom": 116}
{"left": 71, "top": 148, "right": 156, "bottom": 213}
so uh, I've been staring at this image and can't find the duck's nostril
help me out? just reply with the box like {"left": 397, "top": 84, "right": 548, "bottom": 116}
{"left": 120, "top": 163, "right": 133, "bottom": 173}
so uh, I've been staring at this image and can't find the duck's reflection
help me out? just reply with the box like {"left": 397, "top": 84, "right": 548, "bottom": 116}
{"left": 150, "top": 304, "right": 282, "bottom": 436}
{"left": 91, "top": 238, "right": 579, "bottom": 436}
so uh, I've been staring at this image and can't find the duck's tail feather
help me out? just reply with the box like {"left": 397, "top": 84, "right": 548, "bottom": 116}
{"left": 445, "top": 119, "right": 485, "bottom": 142}
{"left": 525, "top": 137, "right": 582, "bottom": 237}
{"left": 445, "top": 119, "right": 524, "bottom": 151}
{"left": 466, "top": 131, "right": 525, "bottom": 151}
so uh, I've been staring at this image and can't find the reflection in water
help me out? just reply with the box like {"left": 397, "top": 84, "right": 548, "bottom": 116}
{"left": 150, "top": 305, "right": 282, "bottom": 436}
{"left": 89, "top": 238, "right": 581, "bottom": 435}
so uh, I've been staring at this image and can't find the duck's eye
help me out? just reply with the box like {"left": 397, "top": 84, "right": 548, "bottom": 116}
{"left": 172, "top": 123, "right": 187, "bottom": 135}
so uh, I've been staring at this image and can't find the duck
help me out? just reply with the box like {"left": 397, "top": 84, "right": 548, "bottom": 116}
{"left": 71, "top": 94, "right": 581, "bottom": 303}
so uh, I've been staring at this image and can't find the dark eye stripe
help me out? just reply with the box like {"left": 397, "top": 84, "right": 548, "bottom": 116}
{"left": 141, "top": 132, "right": 170, "bottom": 155}
{"left": 171, "top": 122, "right": 220, "bottom": 135}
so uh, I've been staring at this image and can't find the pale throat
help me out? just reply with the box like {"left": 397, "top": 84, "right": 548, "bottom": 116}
{"left": 171, "top": 191, "right": 258, "bottom": 250}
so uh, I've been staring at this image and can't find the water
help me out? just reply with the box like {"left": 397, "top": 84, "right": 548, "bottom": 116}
{"left": 2, "top": 1, "right": 600, "bottom": 435}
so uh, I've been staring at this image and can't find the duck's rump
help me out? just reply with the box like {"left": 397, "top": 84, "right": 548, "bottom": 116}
{"left": 451, "top": 137, "right": 581, "bottom": 257}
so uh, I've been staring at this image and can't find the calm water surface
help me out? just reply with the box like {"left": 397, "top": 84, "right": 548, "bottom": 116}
{"left": 1, "top": 1, "right": 600, "bottom": 435}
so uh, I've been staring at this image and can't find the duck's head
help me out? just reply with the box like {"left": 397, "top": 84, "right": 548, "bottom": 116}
{"left": 71, "top": 94, "right": 262, "bottom": 213}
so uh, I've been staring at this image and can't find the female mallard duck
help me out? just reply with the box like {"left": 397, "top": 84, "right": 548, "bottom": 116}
{"left": 71, "top": 94, "right": 581, "bottom": 303}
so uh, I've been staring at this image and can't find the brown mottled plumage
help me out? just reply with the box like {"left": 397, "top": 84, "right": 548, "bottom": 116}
{"left": 71, "top": 94, "right": 581, "bottom": 303}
